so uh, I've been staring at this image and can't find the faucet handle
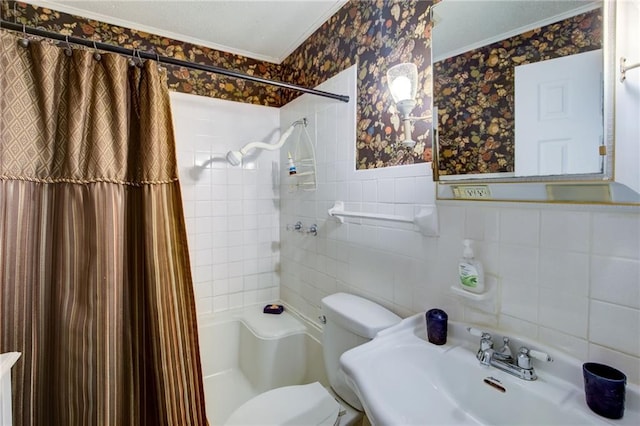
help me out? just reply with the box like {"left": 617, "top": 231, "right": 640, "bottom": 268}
{"left": 517, "top": 347, "right": 532, "bottom": 369}
{"left": 467, "top": 328, "right": 493, "bottom": 350}
{"left": 467, "top": 327, "right": 488, "bottom": 337}
{"left": 518, "top": 347, "right": 552, "bottom": 369}
{"left": 529, "top": 349, "right": 552, "bottom": 362}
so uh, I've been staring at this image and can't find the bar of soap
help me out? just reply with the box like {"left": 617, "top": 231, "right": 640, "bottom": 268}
{"left": 263, "top": 304, "right": 284, "bottom": 314}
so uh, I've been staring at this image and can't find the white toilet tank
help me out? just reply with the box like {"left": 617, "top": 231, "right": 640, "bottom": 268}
{"left": 321, "top": 293, "right": 401, "bottom": 411}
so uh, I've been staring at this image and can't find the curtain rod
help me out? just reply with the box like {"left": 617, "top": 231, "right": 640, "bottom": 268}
{"left": 0, "top": 19, "right": 350, "bottom": 103}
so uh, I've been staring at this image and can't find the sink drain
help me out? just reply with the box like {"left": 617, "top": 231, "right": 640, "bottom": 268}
{"left": 483, "top": 376, "right": 506, "bottom": 393}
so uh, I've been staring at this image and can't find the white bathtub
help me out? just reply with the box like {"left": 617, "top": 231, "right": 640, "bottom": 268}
{"left": 197, "top": 304, "right": 329, "bottom": 425}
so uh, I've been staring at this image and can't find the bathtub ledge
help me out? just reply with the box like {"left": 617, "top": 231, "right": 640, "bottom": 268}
{"left": 198, "top": 303, "right": 307, "bottom": 340}
{"left": 241, "top": 308, "right": 307, "bottom": 339}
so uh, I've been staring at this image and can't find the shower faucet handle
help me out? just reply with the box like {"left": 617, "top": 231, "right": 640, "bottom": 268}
{"left": 285, "top": 221, "right": 317, "bottom": 236}
{"left": 285, "top": 221, "right": 303, "bottom": 232}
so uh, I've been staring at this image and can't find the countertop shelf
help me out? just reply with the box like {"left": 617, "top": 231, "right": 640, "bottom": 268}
{"left": 449, "top": 275, "right": 498, "bottom": 314}
{"left": 450, "top": 285, "right": 494, "bottom": 301}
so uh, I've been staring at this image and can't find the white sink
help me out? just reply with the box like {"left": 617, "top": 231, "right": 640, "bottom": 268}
{"left": 340, "top": 314, "right": 640, "bottom": 425}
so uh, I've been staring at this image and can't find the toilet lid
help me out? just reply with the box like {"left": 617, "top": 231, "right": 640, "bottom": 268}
{"left": 225, "top": 382, "right": 340, "bottom": 426}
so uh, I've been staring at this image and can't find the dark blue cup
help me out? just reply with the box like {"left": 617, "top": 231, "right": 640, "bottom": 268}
{"left": 583, "top": 362, "right": 626, "bottom": 419}
{"left": 426, "top": 309, "right": 448, "bottom": 345}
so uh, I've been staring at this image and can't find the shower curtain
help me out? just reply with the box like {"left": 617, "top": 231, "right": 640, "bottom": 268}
{"left": 0, "top": 31, "right": 207, "bottom": 425}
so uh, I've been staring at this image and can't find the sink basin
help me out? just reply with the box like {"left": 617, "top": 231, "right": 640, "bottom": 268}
{"left": 434, "top": 345, "right": 591, "bottom": 425}
{"left": 340, "top": 314, "right": 640, "bottom": 425}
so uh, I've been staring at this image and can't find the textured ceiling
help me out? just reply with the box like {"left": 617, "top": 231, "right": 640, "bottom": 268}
{"left": 432, "top": 0, "right": 600, "bottom": 61}
{"left": 24, "top": 0, "right": 348, "bottom": 63}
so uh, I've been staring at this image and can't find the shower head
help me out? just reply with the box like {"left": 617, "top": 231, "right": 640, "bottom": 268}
{"left": 189, "top": 166, "right": 205, "bottom": 181}
{"left": 224, "top": 119, "right": 306, "bottom": 166}
{"left": 226, "top": 150, "right": 243, "bottom": 166}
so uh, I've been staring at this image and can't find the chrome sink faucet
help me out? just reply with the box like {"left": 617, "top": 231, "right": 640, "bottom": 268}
{"left": 495, "top": 337, "right": 513, "bottom": 361}
{"left": 468, "top": 328, "right": 552, "bottom": 381}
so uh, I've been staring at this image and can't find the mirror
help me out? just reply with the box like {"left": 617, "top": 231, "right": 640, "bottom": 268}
{"left": 431, "top": 0, "right": 638, "bottom": 203}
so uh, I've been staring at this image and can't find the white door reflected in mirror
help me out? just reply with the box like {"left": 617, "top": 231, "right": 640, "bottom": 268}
{"left": 515, "top": 49, "right": 604, "bottom": 177}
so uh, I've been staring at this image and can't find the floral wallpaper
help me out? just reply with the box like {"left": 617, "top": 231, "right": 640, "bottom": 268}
{"left": 1, "top": 0, "right": 283, "bottom": 106}
{"left": 282, "top": 0, "right": 434, "bottom": 169}
{"left": 1, "top": 0, "right": 433, "bottom": 169}
{"left": 433, "top": 8, "right": 602, "bottom": 176}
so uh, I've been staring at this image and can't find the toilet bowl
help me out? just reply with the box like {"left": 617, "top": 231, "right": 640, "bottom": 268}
{"left": 224, "top": 293, "right": 401, "bottom": 425}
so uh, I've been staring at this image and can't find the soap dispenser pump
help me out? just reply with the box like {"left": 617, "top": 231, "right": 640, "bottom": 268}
{"left": 458, "top": 239, "right": 485, "bottom": 294}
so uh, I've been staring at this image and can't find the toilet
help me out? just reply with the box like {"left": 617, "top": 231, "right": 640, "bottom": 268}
{"left": 225, "top": 293, "right": 402, "bottom": 425}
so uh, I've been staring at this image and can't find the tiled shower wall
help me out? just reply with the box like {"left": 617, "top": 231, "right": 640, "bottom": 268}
{"left": 171, "top": 91, "right": 281, "bottom": 313}
{"left": 171, "top": 67, "right": 639, "bottom": 385}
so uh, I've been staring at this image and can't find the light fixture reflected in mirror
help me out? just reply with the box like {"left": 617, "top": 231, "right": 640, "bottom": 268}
{"left": 387, "top": 62, "right": 421, "bottom": 147}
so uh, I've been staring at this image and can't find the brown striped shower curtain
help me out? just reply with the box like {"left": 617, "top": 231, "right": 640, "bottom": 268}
{"left": 0, "top": 31, "right": 207, "bottom": 425}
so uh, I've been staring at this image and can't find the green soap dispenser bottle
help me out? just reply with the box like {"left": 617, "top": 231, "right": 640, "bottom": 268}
{"left": 458, "top": 239, "right": 484, "bottom": 294}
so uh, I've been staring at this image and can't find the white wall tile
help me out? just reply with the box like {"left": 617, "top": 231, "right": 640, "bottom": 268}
{"left": 541, "top": 210, "right": 590, "bottom": 252}
{"left": 464, "top": 207, "right": 488, "bottom": 241}
{"left": 362, "top": 180, "right": 377, "bottom": 202}
{"left": 498, "top": 314, "right": 539, "bottom": 340}
{"left": 589, "top": 343, "right": 640, "bottom": 386}
{"left": 499, "top": 209, "right": 539, "bottom": 246}
{"left": 437, "top": 205, "right": 465, "bottom": 240}
{"left": 538, "top": 288, "right": 588, "bottom": 338}
{"left": 195, "top": 282, "right": 212, "bottom": 299}
{"left": 592, "top": 212, "right": 640, "bottom": 259}
{"left": 590, "top": 256, "right": 640, "bottom": 309}
{"left": 229, "top": 293, "right": 243, "bottom": 309}
{"left": 501, "top": 279, "right": 539, "bottom": 322}
{"left": 539, "top": 250, "right": 589, "bottom": 296}
{"left": 538, "top": 326, "right": 588, "bottom": 360}
{"left": 414, "top": 176, "right": 435, "bottom": 204}
{"left": 193, "top": 265, "right": 212, "bottom": 284}
{"left": 349, "top": 181, "right": 363, "bottom": 202}
{"left": 500, "top": 244, "right": 539, "bottom": 282}
{"left": 394, "top": 177, "right": 415, "bottom": 203}
{"left": 589, "top": 300, "right": 640, "bottom": 357}
{"left": 377, "top": 179, "right": 395, "bottom": 203}
{"left": 196, "top": 297, "right": 213, "bottom": 315}
{"left": 212, "top": 279, "right": 228, "bottom": 297}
